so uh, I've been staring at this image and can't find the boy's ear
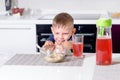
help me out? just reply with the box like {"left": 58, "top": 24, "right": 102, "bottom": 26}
{"left": 51, "top": 27, "right": 54, "bottom": 34}
{"left": 72, "top": 28, "right": 76, "bottom": 35}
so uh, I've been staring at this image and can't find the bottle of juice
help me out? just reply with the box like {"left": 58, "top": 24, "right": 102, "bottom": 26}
{"left": 96, "top": 17, "right": 112, "bottom": 65}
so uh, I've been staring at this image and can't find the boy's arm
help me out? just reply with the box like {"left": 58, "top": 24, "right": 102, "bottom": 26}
{"left": 46, "top": 35, "right": 55, "bottom": 42}
{"left": 42, "top": 35, "right": 55, "bottom": 50}
{"left": 43, "top": 35, "right": 54, "bottom": 46}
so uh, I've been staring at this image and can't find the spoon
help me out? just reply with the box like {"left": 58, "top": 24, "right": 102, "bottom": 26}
{"left": 36, "top": 44, "right": 52, "bottom": 56}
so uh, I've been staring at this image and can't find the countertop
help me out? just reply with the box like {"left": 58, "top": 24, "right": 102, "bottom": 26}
{"left": 0, "top": 10, "right": 120, "bottom": 24}
{"left": 0, "top": 18, "right": 120, "bottom": 25}
{"left": 0, "top": 53, "right": 120, "bottom": 80}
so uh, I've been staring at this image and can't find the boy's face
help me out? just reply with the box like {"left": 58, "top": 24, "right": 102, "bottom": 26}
{"left": 51, "top": 26, "right": 76, "bottom": 45}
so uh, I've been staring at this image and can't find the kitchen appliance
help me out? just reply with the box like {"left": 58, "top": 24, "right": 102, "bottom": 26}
{"left": 36, "top": 24, "right": 96, "bottom": 53}
{"left": 5, "top": 0, "right": 12, "bottom": 15}
{"left": 5, "top": 0, "right": 11, "bottom": 11}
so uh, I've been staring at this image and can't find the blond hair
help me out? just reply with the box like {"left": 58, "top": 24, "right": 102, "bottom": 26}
{"left": 52, "top": 12, "right": 74, "bottom": 28}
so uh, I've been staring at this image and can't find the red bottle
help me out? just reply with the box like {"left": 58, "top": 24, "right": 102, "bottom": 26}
{"left": 96, "top": 18, "right": 112, "bottom": 65}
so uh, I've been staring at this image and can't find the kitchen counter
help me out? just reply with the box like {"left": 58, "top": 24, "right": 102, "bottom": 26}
{"left": 0, "top": 10, "right": 120, "bottom": 24}
{"left": 0, "top": 18, "right": 120, "bottom": 25}
{"left": 0, "top": 53, "right": 120, "bottom": 80}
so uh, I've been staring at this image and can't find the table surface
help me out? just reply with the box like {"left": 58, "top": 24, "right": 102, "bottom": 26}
{"left": 93, "top": 53, "right": 120, "bottom": 80}
{"left": 0, "top": 53, "right": 120, "bottom": 80}
{"left": 5, "top": 54, "right": 85, "bottom": 66}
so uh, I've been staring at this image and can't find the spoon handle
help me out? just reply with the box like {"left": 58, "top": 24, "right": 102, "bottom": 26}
{"left": 36, "top": 44, "right": 47, "bottom": 55}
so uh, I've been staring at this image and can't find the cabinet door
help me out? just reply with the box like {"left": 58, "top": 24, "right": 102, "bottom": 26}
{"left": 112, "top": 25, "right": 120, "bottom": 53}
{"left": 0, "top": 24, "right": 36, "bottom": 54}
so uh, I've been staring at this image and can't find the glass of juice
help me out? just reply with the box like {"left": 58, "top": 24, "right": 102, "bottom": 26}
{"left": 72, "top": 35, "right": 84, "bottom": 58}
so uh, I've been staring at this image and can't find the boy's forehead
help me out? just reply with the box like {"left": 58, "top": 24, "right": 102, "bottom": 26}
{"left": 52, "top": 26, "right": 73, "bottom": 30}
{"left": 52, "top": 24, "right": 73, "bottom": 28}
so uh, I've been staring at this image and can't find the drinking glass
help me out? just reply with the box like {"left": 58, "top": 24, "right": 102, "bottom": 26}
{"left": 72, "top": 35, "right": 84, "bottom": 58}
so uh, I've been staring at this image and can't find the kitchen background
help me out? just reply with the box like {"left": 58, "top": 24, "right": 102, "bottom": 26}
{"left": 0, "top": 0, "right": 120, "bottom": 53}
{"left": 0, "top": 0, "right": 120, "bottom": 12}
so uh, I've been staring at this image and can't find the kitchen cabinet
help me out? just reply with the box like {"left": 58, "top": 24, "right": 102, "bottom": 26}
{"left": 0, "top": 23, "right": 36, "bottom": 54}
{"left": 112, "top": 25, "right": 120, "bottom": 53}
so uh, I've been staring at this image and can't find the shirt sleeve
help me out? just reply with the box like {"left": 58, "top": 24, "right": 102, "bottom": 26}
{"left": 47, "top": 35, "right": 55, "bottom": 42}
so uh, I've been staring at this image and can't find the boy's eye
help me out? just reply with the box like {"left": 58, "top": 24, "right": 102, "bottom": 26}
{"left": 63, "top": 32, "right": 69, "bottom": 35}
{"left": 55, "top": 32, "right": 59, "bottom": 35}
{"left": 54, "top": 32, "right": 69, "bottom": 35}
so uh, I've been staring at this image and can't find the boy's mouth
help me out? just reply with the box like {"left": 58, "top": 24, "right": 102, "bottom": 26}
{"left": 56, "top": 40, "right": 65, "bottom": 44}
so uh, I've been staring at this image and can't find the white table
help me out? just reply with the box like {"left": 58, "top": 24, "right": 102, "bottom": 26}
{"left": 0, "top": 53, "right": 95, "bottom": 80}
{"left": 93, "top": 53, "right": 120, "bottom": 80}
{"left": 0, "top": 53, "right": 120, "bottom": 80}
{"left": 0, "top": 53, "right": 15, "bottom": 66}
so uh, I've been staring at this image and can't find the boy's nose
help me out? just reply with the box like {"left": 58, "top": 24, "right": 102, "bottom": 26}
{"left": 59, "top": 34, "right": 63, "bottom": 38}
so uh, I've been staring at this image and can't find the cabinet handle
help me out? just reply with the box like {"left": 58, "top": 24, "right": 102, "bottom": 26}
{"left": 76, "top": 33, "right": 94, "bottom": 36}
{"left": 41, "top": 33, "right": 52, "bottom": 36}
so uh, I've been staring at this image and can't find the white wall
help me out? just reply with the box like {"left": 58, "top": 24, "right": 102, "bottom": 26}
{"left": 0, "top": 0, "right": 120, "bottom": 13}
{"left": 0, "top": 0, "right": 5, "bottom": 12}
{"left": 18, "top": 0, "right": 120, "bottom": 12}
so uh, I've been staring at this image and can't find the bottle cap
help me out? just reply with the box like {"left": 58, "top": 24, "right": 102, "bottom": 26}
{"left": 96, "top": 18, "right": 112, "bottom": 27}
{"left": 96, "top": 18, "right": 112, "bottom": 36}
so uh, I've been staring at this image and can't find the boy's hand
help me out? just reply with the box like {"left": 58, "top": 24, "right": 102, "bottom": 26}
{"left": 62, "top": 40, "right": 72, "bottom": 50}
{"left": 55, "top": 40, "right": 72, "bottom": 50}
{"left": 42, "top": 41, "right": 55, "bottom": 51}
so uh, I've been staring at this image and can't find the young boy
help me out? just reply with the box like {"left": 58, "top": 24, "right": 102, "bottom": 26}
{"left": 43, "top": 12, "right": 76, "bottom": 52}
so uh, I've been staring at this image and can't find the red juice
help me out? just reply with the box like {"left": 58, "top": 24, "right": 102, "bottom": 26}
{"left": 96, "top": 38, "right": 112, "bottom": 65}
{"left": 72, "top": 43, "right": 83, "bottom": 57}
